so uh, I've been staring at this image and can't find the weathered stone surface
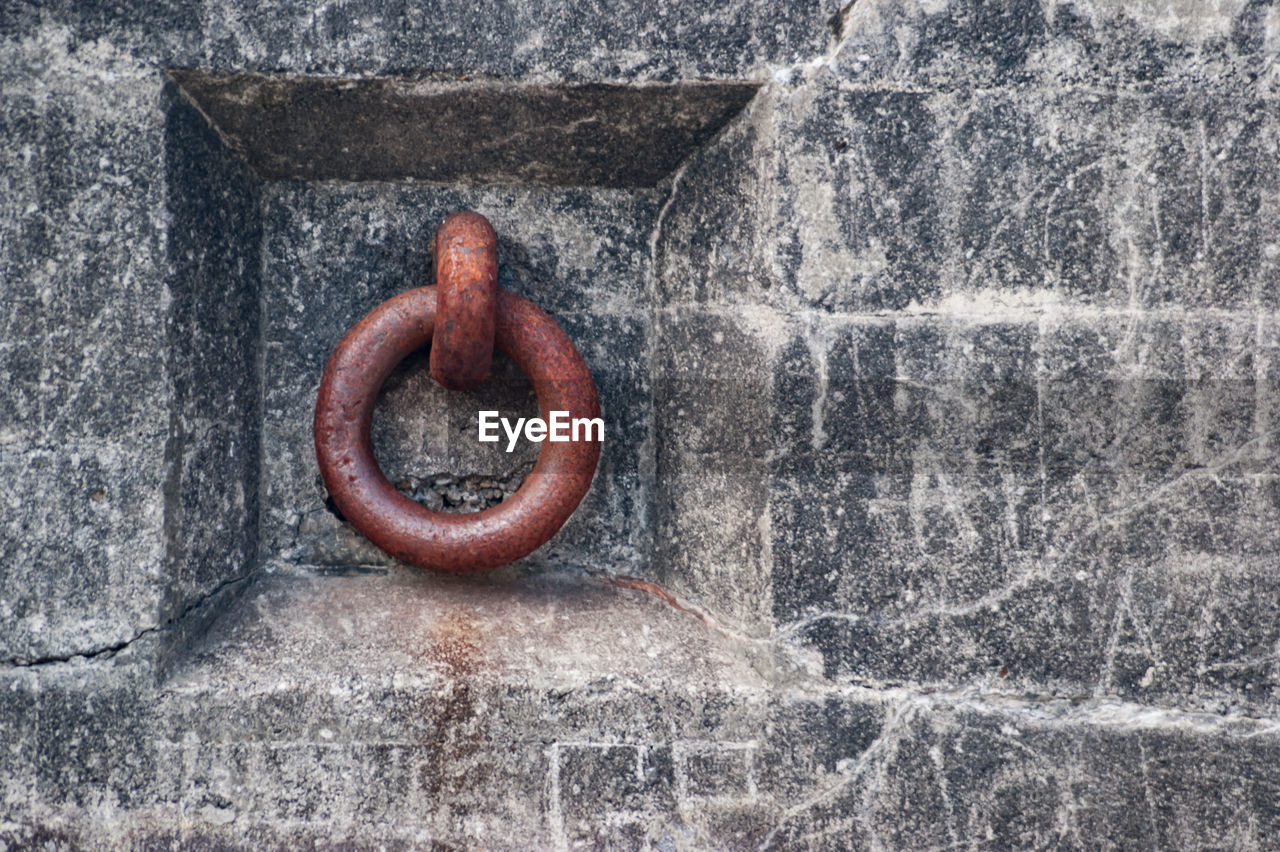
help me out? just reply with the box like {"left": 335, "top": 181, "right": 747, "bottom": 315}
{"left": 7, "top": 0, "right": 1280, "bottom": 844}
{"left": 0, "top": 35, "right": 267, "bottom": 666}
{"left": 652, "top": 308, "right": 777, "bottom": 629}
{"left": 833, "top": 0, "right": 1279, "bottom": 93}
{"left": 0, "top": 444, "right": 166, "bottom": 663}
{"left": 649, "top": 0, "right": 1280, "bottom": 720}
{"left": 3, "top": 0, "right": 837, "bottom": 81}
{"left": 161, "top": 82, "right": 262, "bottom": 643}
{"left": 749, "top": 85, "right": 1280, "bottom": 314}
{"left": 4, "top": 575, "right": 1280, "bottom": 847}
{"left": 0, "top": 35, "right": 170, "bottom": 662}
{"left": 172, "top": 72, "right": 760, "bottom": 186}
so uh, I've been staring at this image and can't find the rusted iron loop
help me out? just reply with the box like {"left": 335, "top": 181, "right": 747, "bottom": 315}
{"left": 429, "top": 211, "right": 498, "bottom": 391}
{"left": 314, "top": 284, "right": 602, "bottom": 573}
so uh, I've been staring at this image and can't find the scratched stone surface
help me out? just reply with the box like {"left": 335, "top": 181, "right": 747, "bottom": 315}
{"left": 654, "top": 0, "right": 1280, "bottom": 718}
{"left": 6, "top": 571, "right": 1280, "bottom": 848}
{"left": 6, "top": 0, "right": 1280, "bottom": 846}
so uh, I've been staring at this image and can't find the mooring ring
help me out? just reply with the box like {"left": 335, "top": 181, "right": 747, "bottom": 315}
{"left": 429, "top": 211, "right": 498, "bottom": 392}
{"left": 314, "top": 286, "right": 602, "bottom": 572}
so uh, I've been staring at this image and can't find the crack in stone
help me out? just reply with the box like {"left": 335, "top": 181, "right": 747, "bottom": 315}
{"left": 646, "top": 149, "right": 693, "bottom": 288}
{"left": 1, "top": 630, "right": 160, "bottom": 668}
{"left": 1, "top": 571, "right": 254, "bottom": 669}
{"left": 578, "top": 565, "right": 797, "bottom": 665}
{"left": 826, "top": 0, "right": 860, "bottom": 43}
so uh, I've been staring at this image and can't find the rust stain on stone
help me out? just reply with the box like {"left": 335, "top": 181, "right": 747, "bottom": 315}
{"left": 427, "top": 610, "right": 484, "bottom": 678}
{"left": 584, "top": 567, "right": 717, "bottom": 629}
{"left": 420, "top": 611, "right": 492, "bottom": 810}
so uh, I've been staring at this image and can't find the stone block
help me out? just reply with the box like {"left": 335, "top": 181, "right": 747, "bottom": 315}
{"left": 833, "top": 0, "right": 1273, "bottom": 96}
{"left": 768, "top": 87, "right": 946, "bottom": 312}
{"left": 654, "top": 307, "right": 773, "bottom": 467}
{"left": 653, "top": 105, "right": 769, "bottom": 306}
{"left": 0, "top": 442, "right": 166, "bottom": 663}
{"left": 162, "top": 83, "right": 263, "bottom": 624}
{"left": 171, "top": 72, "right": 760, "bottom": 186}
{"left": 0, "top": 47, "right": 264, "bottom": 662}
{"left": 833, "top": 0, "right": 1047, "bottom": 90}
{"left": 748, "top": 83, "right": 1280, "bottom": 312}
{"left": 34, "top": 676, "right": 158, "bottom": 809}
{"left": 678, "top": 742, "right": 756, "bottom": 799}
{"left": 556, "top": 743, "right": 675, "bottom": 821}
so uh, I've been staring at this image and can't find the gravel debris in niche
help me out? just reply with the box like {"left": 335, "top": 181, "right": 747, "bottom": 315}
{"left": 394, "top": 473, "right": 524, "bottom": 513}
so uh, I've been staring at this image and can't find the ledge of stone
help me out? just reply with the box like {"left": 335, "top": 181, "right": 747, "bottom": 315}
{"left": 169, "top": 71, "right": 761, "bottom": 186}
{"left": 167, "top": 568, "right": 787, "bottom": 696}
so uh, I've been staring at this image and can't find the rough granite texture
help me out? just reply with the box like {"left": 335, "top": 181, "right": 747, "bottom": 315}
{"left": 5, "top": 0, "right": 1280, "bottom": 847}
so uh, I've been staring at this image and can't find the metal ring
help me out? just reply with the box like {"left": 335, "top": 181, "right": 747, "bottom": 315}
{"left": 314, "top": 286, "right": 602, "bottom": 572}
{"left": 429, "top": 211, "right": 498, "bottom": 391}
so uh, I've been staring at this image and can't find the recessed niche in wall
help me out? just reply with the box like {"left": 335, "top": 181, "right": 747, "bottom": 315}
{"left": 165, "top": 70, "right": 760, "bottom": 589}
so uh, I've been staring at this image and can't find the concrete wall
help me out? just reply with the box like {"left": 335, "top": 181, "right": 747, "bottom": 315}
{"left": 3, "top": 0, "right": 1280, "bottom": 848}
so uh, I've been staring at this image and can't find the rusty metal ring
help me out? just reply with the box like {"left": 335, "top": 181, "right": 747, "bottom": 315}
{"left": 314, "top": 286, "right": 602, "bottom": 573}
{"left": 429, "top": 211, "right": 497, "bottom": 391}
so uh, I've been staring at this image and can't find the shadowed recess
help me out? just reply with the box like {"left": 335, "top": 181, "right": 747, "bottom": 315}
{"left": 167, "top": 71, "right": 761, "bottom": 186}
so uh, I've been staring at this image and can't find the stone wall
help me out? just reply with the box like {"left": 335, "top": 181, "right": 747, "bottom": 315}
{"left": 3, "top": 0, "right": 1280, "bottom": 848}
{"left": 655, "top": 0, "right": 1280, "bottom": 716}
